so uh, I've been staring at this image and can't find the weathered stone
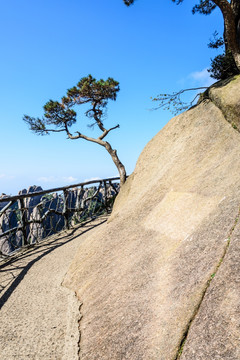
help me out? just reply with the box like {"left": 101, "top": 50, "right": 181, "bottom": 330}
{"left": 63, "top": 77, "right": 240, "bottom": 359}
{"left": 209, "top": 75, "right": 240, "bottom": 131}
{"left": 180, "top": 221, "right": 240, "bottom": 360}
{"left": 0, "top": 207, "right": 19, "bottom": 254}
{"left": 0, "top": 194, "right": 9, "bottom": 211}
{"left": 19, "top": 185, "right": 43, "bottom": 217}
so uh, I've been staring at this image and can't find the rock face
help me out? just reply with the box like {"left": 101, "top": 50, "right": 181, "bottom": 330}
{"left": 0, "top": 186, "right": 44, "bottom": 254}
{"left": 19, "top": 185, "right": 43, "bottom": 217}
{"left": 208, "top": 76, "right": 240, "bottom": 131}
{"left": 63, "top": 76, "right": 240, "bottom": 360}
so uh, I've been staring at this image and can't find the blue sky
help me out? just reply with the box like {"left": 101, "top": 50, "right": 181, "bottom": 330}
{"left": 0, "top": 0, "right": 223, "bottom": 194}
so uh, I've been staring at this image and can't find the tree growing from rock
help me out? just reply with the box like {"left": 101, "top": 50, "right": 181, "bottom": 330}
{"left": 23, "top": 75, "right": 127, "bottom": 186}
{"left": 124, "top": 0, "right": 240, "bottom": 114}
{"left": 124, "top": 0, "right": 240, "bottom": 78}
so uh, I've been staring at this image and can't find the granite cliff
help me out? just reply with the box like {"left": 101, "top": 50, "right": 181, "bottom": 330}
{"left": 63, "top": 75, "right": 240, "bottom": 360}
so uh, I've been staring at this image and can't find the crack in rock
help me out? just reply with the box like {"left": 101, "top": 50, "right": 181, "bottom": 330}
{"left": 175, "top": 205, "right": 240, "bottom": 360}
{"left": 61, "top": 287, "right": 83, "bottom": 360}
{"left": 78, "top": 302, "right": 83, "bottom": 360}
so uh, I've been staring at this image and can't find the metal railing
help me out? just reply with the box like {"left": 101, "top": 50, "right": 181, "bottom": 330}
{"left": 0, "top": 177, "right": 120, "bottom": 258}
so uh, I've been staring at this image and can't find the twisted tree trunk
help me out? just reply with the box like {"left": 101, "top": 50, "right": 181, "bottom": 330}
{"left": 214, "top": 0, "right": 240, "bottom": 70}
{"left": 103, "top": 141, "right": 127, "bottom": 187}
{"left": 66, "top": 130, "right": 127, "bottom": 187}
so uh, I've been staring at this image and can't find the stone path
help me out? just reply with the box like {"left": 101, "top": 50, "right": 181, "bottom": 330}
{"left": 0, "top": 216, "right": 108, "bottom": 360}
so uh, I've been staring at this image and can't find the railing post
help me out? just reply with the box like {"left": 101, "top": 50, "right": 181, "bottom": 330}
{"left": 0, "top": 176, "right": 122, "bottom": 257}
{"left": 18, "top": 198, "right": 28, "bottom": 246}
{"left": 103, "top": 180, "right": 108, "bottom": 210}
{"left": 63, "top": 190, "right": 70, "bottom": 230}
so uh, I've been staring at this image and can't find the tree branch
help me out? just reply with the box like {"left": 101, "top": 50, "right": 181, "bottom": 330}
{"left": 152, "top": 87, "right": 208, "bottom": 115}
{"left": 92, "top": 102, "right": 106, "bottom": 132}
{"left": 40, "top": 128, "right": 66, "bottom": 134}
{"left": 63, "top": 122, "right": 100, "bottom": 144}
{"left": 98, "top": 125, "right": 120, "bottom": 140}
{"left": 64, "top": 123, "right": 75, "bottom": 139}
{"left": 74, "top": 132, "right": 106, "bottom": 146}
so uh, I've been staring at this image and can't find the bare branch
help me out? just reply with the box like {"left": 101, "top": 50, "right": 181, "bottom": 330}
{"left": 98, "top": 125, "right": 120, "bottom": 140}
{"left": 63, "top": 123, "right": 99, "bottom": 143}
{"left": 75, "top": 132, "right": 105, "bottom": 146}
{"left": 44, "top": 128, "right": 66, "bottom": 134}
{"left": 152, "top": 87, "right": 208, "bottom": 115}
{"left": 66, "top": 132, "right": 81, "bottom": 140}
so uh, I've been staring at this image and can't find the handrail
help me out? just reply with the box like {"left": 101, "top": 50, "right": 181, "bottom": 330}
{"left": 0, "top": 177, "right": 121, "bottom": 203}
{"left": 0, "top": 177, "right": 121, "bottom": 257}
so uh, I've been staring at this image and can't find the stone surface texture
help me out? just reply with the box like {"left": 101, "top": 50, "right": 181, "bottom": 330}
{"left": 63, "top": 75, "right": 240, "bottom": 359}
{"left": 208, "top": 75, "right": 240, "bottom": 131}
{"left": 181, "top": 221, "right": 240, "bottom": 360}
{"left": 0, "top": 216, "right": 108, "bottom": 360}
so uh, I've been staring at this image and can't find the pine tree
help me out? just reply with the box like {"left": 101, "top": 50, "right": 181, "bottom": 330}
{"left": 23, "top": 75, "right": 127, "bottom": 186}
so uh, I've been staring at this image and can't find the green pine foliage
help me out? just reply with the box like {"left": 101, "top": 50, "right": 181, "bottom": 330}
{"left": 208, "top": 51, "right": 240, "bottom": 80}
{"left": 23, "top": 75, "right": 120, "bottom": 135}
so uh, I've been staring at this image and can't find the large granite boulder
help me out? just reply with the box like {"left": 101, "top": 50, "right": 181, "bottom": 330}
{"left": 63, "top": 75, "right": 240, "bottom": 360}
{"left": 208, "top": 75, "right": 240, "bottom": 131}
